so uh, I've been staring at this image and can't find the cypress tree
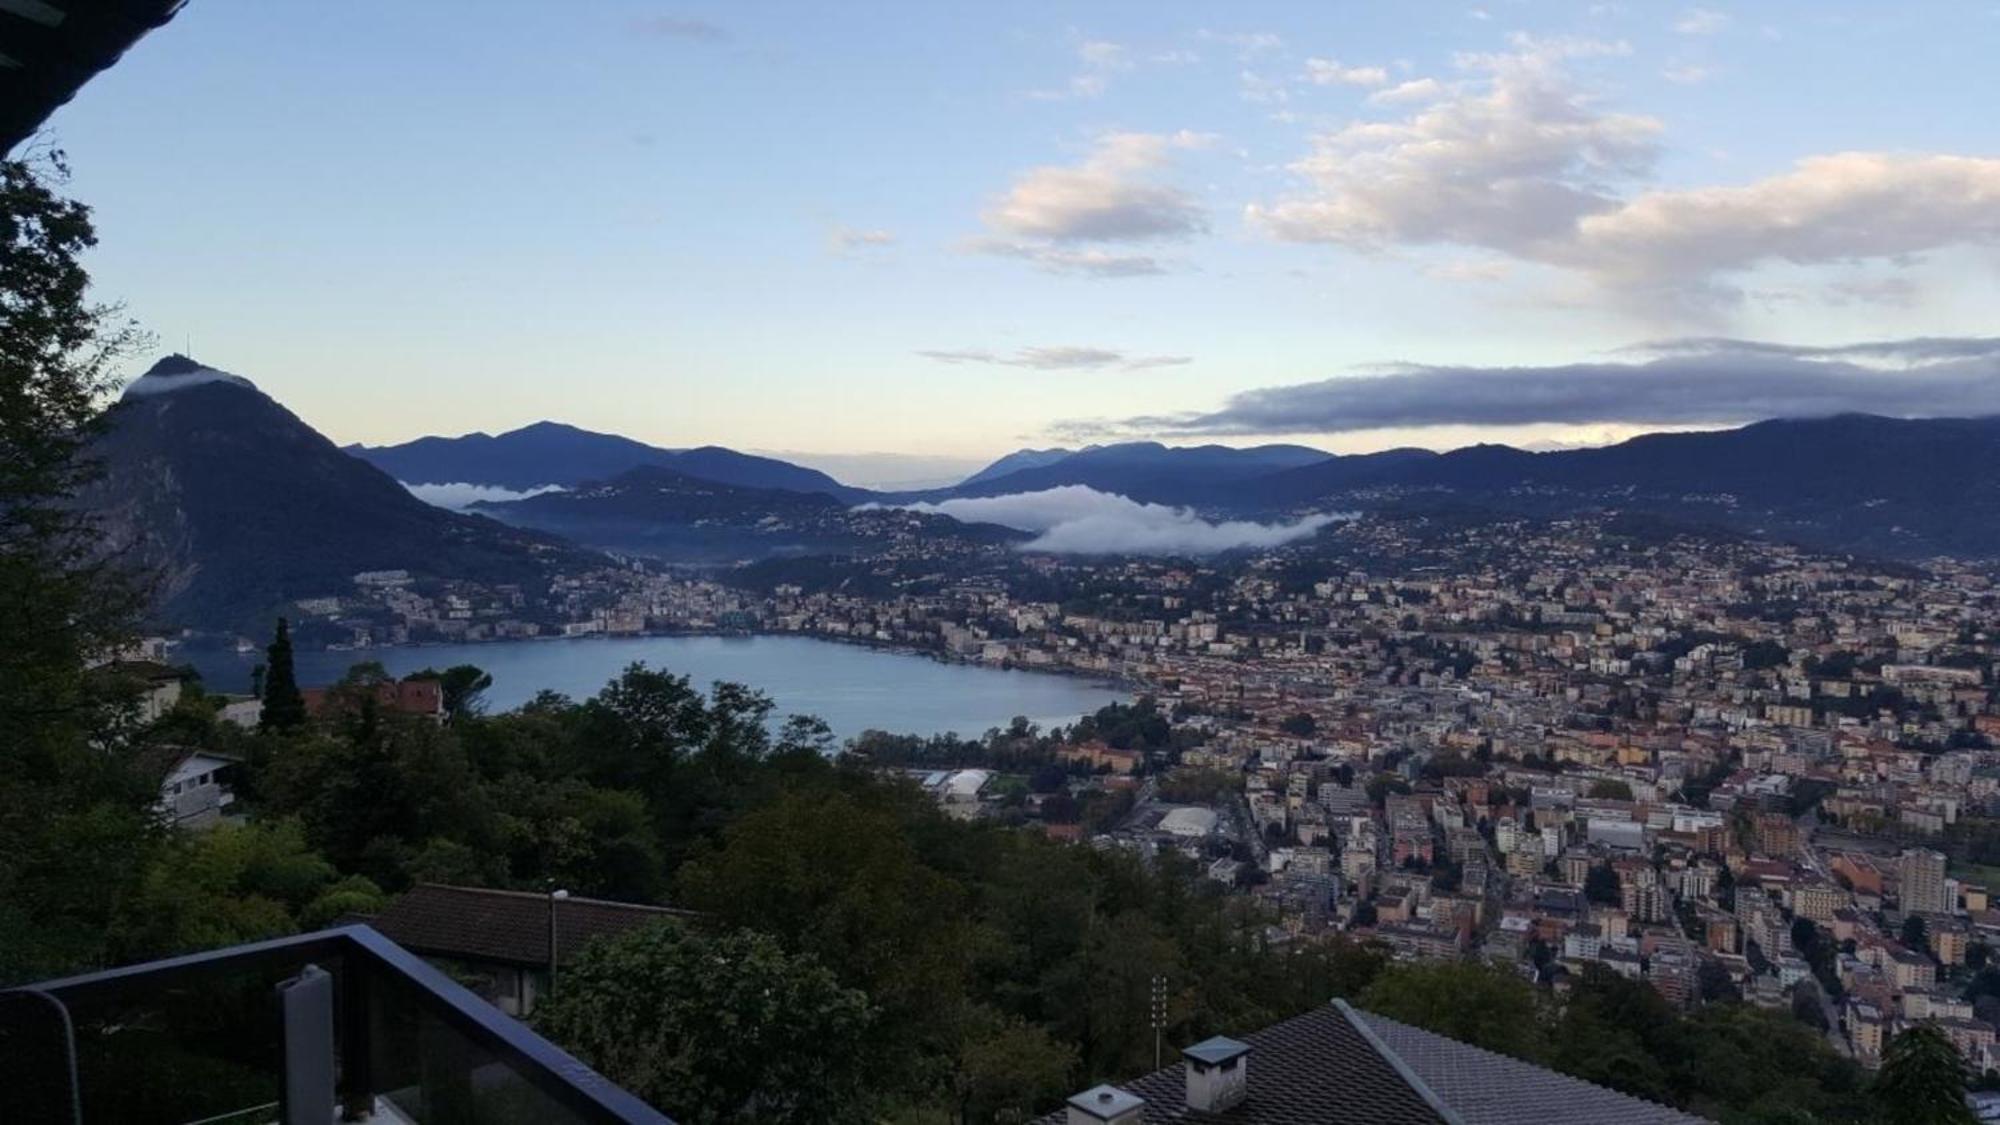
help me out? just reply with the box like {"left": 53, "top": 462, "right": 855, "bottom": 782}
{"left": 260, "top": 618, "right": 306, "bottom": 730}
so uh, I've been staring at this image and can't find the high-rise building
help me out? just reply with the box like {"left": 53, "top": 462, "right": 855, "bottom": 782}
{"left": 1899, "top": 848, "right": 1950, "bottom": 916}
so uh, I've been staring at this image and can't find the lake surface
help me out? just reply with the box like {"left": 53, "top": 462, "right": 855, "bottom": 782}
{"left": 181, "top": 634, "right": 1125, "bottom": 741}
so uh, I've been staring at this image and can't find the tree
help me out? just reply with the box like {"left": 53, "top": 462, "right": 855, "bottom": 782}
{"left": 109, "top": 819, "right": 381, "bottom": 961}
{"left": 952, "top": 1008, "right": 1077, "bottom": 1124}
{"left": 534, "top": 923, "right": 876, "bottom": 1124}
{"left": 1903, "top": 913, "right": 1931, "bottom": 955}
{"left": 1586, "top": 779, "right": 1635, "bottom": 801}
{"left": 1360, "top": 961, "right": 1545, "bottom": 1060}
{"left": 1279, "top": 712, "right": 1316, "bottom": 737}
{"left": 405, "top": 663, "right": 493, "bottom": 719}
{"left": 1872, "top": 1024, "right": 1976, "bottom": 1125}
{"left": 1584, "top": 863, "right": 1622, "bottom": 905}
{"left": 260, "top": 617, "right": 306, "bottom": 730}
{"left": 0, "top": 156, "right": 156, "bottom": 983}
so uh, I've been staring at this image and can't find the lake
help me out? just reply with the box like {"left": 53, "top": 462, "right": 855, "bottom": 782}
{"left": 180, "top": 634, "right": 1126, "bottom": 741}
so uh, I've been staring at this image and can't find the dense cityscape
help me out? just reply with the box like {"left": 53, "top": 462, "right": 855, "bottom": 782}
{"left": 156, "top": 508, "right": 2000, "bottom": 1081}
{"left": 16, "top": 3, "right": 2000, "bottom": 1123}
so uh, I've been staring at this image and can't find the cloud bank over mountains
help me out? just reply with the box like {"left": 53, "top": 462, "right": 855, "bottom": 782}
{"left": 1083, "top": 336, "right": 2000, "bottom": 438}
{"left": 404, "top": 482, "right": 566, "bottom": 510}
{"left": 902, "top": 485, "right": 1347, "bottom": 555}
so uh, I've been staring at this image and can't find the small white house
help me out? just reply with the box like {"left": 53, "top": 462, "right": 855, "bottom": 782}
{"left": 157, "top": 750, "right": 241, "bottom": 829}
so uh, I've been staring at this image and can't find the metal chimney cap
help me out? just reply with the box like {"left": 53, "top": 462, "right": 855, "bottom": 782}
{"left": 1066, "top": 1085, "right": 1144, "bottom": 1119}
{"left": 1182, "top": 1035, "right": 1252, "bottom": 1067}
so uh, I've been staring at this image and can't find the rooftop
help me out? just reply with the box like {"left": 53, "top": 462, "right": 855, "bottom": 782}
{"left": 1034, "top": 1000, "right": 1711, "bottom": 1124}
{"left": 366, "top": 882, "right": 693, "bottom": 968}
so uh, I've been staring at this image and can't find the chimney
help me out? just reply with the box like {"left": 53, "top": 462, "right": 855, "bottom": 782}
{"left": 1182, "top": 1036, "right": 1252, "bottom": 1113}
{"left": 1065, "top": 1084, "right": 1144, "bottom": 1125}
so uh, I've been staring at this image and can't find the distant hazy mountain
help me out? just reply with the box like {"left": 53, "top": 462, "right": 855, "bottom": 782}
{"left": 959, "top": 448, "right": 1077, "bottom": 488}
{"left": 472, "top": 464, "right": 1023, "bottom": 562}
{"left": 952, "top": 441, "right": 1332, "bottom": 504}
{"left": 1251, "top": 414, "right": 2000, "bottom": 558}
{"left": 80, "top": 357, "right": 600, "bottom": 632}
{"left": 349, "top": 422, "right": 870, "bottom": 502}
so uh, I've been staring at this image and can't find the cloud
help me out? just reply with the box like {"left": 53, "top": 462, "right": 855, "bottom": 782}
{"left": 1674, "top": 8, "right": 1730, "bottom": 34}
{"left": 1200, "top": 29, "right": 1285, "bottom": 59}
{"left": 1249, "top": 36, "right": 2000, "bottom": 304}
{"left": 957, "top": 238, "right": 1169, "bottom": 277}
{"left": 1031, "top": 39, "right": 1133, "bottom": 100}
{"left": 1248, "top": 35, "right": 1658, "bottom": 257}
{"left": 1304, "top": 58, "right": 1390, "bottom": 87}
{"left": 1661, "top": 63, "right": 1710, "bottom": 84}
{"left": 917, "top": 346, "right": 1190, "bottom": 371}
{"left": 982, "top": 131, "right": 1213, "bottom": 242}
{"left": 630, "top": 16, "right": 727, "bottom": 42}
{"left": 405, "top": 482, "right": 566, "bottom": 510}
{"left": 1086, "top": 336, "right": 2000, "bottom": 437}
{"left": 828, "top": 225, "right": 896, "bottom": 254}
{"left": 1368, "top": 77, "right": 1449, "bottom": 105}
{"left": 902, "top": 486, "right": 1348, "bottom": 555}
{"left": 1560, "top": 153, "right": 2000, "bottom": 293}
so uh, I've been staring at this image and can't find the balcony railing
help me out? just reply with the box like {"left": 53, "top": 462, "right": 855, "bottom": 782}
{"left": 0, "top": 924, "right": 670, "bottom": 1124}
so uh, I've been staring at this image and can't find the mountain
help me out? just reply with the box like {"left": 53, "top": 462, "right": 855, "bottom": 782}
{"left": 472, "top": 464, "right": 1024, "bottom": 562}
{"left": 1250, "top": 414, "right": 2000, "bottom": 558}
{"left": 80, "top": 356, "right": 601, "bottom": 631}
{"left": 348, "top": 422, "right": 870, "bottom": 502}
{"left": 959, "top": 448, "right": 1076, "bottom": 488}
{"left": 950, "top": 441, "right": 1333, "bottom": 503}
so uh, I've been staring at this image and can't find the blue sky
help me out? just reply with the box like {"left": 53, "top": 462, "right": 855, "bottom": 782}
{"left": 41, "top": 1, "right": 2000, "bottom": 480}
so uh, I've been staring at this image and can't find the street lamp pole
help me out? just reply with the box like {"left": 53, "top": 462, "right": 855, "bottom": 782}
{"left": 548, "top": 888, "right": 569, "bottom": 1001}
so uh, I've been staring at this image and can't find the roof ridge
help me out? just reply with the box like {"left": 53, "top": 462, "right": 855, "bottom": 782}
{"left": 1348, "top": 1004, "right": 1709, "bottom": 1122}
{"left": 1334, "top": 999, "right": 1469, "bottom": 1125}
{"left": 415, "top": 883, "right": 688, "bottom": 913}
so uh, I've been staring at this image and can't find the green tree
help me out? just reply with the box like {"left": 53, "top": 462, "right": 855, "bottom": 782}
{"left": 534, "top": 923, "right": 876, "bottom": 1125}
{"left": 1872, "top": 1024, "right": 1975, "bottom": 1125}
{"left": 1584, "top": 863, "right": 1622, "bottom": 905}
{"left": 0, "top": 156, "right": 156, "bottom": 983}
{"left": 1360, "top": 961, "right": 1545, "bottom": 1060}
{"left": 1586, "top": 779, "right": 1635, "bottom": 801}
{"left": 110, "top": 819, "right": 381, "bottom": 960}
{"left": 260, "top": 617, "right": 306, "bottom": 730}
{"left": 406, "top": 663, "right": 493, "bottom": 718}
{"left": 951, "top": 1008, "right": 1077, "bottom": 1125}
{"left": 1903, "top": 914, "right": 1930, "bottom": 955}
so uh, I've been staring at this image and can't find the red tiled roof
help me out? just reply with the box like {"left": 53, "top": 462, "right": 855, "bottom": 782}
{"left": 366, "top": 883, "right": 692, "bottom": 968}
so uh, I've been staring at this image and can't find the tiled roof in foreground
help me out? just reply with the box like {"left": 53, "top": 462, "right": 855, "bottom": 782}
{"left": 1038, "top": 1001, "right": 1446, "bottom": 1123}
{"left": 1036, "top": 999, "right": 1715, "bottom": 1124}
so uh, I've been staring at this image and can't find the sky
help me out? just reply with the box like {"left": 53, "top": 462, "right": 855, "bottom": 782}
{"left": 38, "top": 1, "right": 2000, "bottom": 484}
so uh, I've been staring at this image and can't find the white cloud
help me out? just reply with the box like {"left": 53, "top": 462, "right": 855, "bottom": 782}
{"left": 1200, "top": 29, "right": 1285, "bottom": 59}
{"left": 958, "top": 238, "right": 1169, "bottom": 277}
{"left": 917, "top": 346, "right": 1190, "bottom": 371}
{"left": 1367, "top": 77, "right": 1449, "bottom": 105}
{"left": 1674, "top": 8, "right": 1731, "bottom": 35}
{"left": 1660, "top": 63, "right": 1711, "bottom": 84}
{"left": 828, "top": 225, "right": 896, "bottom": 253}
{"left": 1249, "top": 36, "right": 1659, "bottom": 256}
{"left": 1304, "top": 58, "right": 1390, "bottom": 87}
{"left": 404, "top": 482, "right": 566, "bottom": 510}
{"left": 1030, "top": 39, "right": 1133, "bottom": 100}
{"left": 1250, "top": 35, "right": 2000, "bottom": 306}
{"left": 982, "top": 131, "right": 1214, "bottom": 242}
{"left": 1565, "top": 153, "right": 2000, "bottom": 292}
{"left": 902, "top": 485, "right": 1348, "bottom": 555}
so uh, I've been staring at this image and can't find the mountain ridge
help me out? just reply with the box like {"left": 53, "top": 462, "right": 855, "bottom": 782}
{"left": 349, "top": 421, "right": 871, "bottom": 502}
{"left": 80, "top": 362, "right": 604, "bottom": 633}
